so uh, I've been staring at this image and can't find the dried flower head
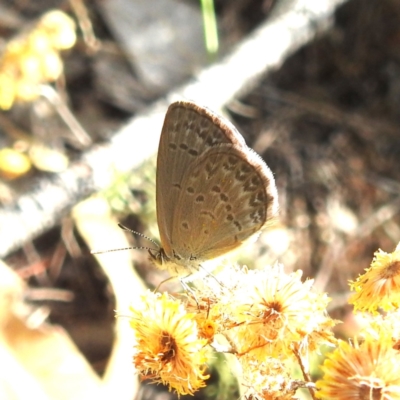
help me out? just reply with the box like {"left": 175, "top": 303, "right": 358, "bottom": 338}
{"left": 349, "top": 242, "right": 400, "bottom": 313}
{"left": 316, "top": 336, "right": 400, "bottom": 399}
{"left": 129, "top": 291, "right": 210, "bottom": 396}
{"left": 220, "top": 264, "right": 334, "bottom": 360}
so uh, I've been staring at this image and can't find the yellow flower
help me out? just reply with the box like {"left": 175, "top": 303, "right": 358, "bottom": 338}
{"left": 14, "top": 79, "right": 39, "bottom": 102}
{"left": 19, "top": 51, "right": 43, "bottom": 82}
{"left": 129, "top": 291, "right": 210, "bottom": 396}
{"left": 316, "top": 336, "right": 400, "bottom": 399}
{"left": 0, "top": 10, "right": 76, "bottom": 109}
{"left": 0, "top": 73, "right": 16, "bottom": 109}
{"left": 185, "top": 292, "right": 221, "bottom": 343}
{"left": 349, "top": 243, "right": 400, "bottom": 312}
{"left": 195, "top": 314, "right": 218, "bottom": 342}
{"left": 27, "top": 30, "right": 52, "bottom": 54}
{"left": 221, "top": 265, "right": 334, "bottom": 360}
{"left": 39, "top": 50, "right": 63, "bottom": 81}
{"left": 38, "top": 10, "right": 77, "bottom": 50}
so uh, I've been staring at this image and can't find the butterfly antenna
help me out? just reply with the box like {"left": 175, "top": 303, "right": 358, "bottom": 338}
{"left": 91, "top": 224, "right": 159, "bottom": 254}
{"left": 91, "top": 246, "right": 135, "bottom": 255}
{"left": 91, "top": 245, "right": 155, "bottom": 255}
{"left": 117, "top": 223, "right": 160, "bottom": 247}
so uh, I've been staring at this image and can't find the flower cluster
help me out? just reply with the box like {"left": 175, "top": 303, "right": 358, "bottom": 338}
{"left": 128, "top": 264, "right": 335, "bottom": 398}
{"left": 316, "top": 242, "right": 400, "bottom": 399}
{"left": 0, "top": 10, "right": 76, "bottom": 109}
{"left": 128, "top": 242, "right": 400, "bottom": 398}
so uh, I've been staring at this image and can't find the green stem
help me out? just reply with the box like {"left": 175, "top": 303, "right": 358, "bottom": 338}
{"left": 200, "top": 0, "right": 219, "bottom": 57}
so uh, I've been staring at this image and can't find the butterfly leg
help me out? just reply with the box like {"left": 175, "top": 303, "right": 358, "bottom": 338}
{"left": 179, "top": 275, "right": 200, "bottom": 307}
{"left": 154, "top": 275, "right": 176, "bottom": 292}
{"left": 198, "top": 265, "right": 223, "bottom": 287}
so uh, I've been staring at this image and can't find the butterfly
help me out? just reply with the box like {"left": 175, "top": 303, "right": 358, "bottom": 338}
{"left": 147, "top": 100, "right": 278, "bottom": 277}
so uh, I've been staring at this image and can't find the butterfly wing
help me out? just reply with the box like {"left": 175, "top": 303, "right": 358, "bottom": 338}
{"left": 170, "top": 143, "right": 277, "bottom": 262}
{"left": 156, "top": 101, "right": 248, "bottom": 258}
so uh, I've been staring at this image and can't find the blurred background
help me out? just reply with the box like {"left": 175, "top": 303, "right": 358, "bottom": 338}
{"left": 0, "top": 0, "right": 399, "bottom": 399}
